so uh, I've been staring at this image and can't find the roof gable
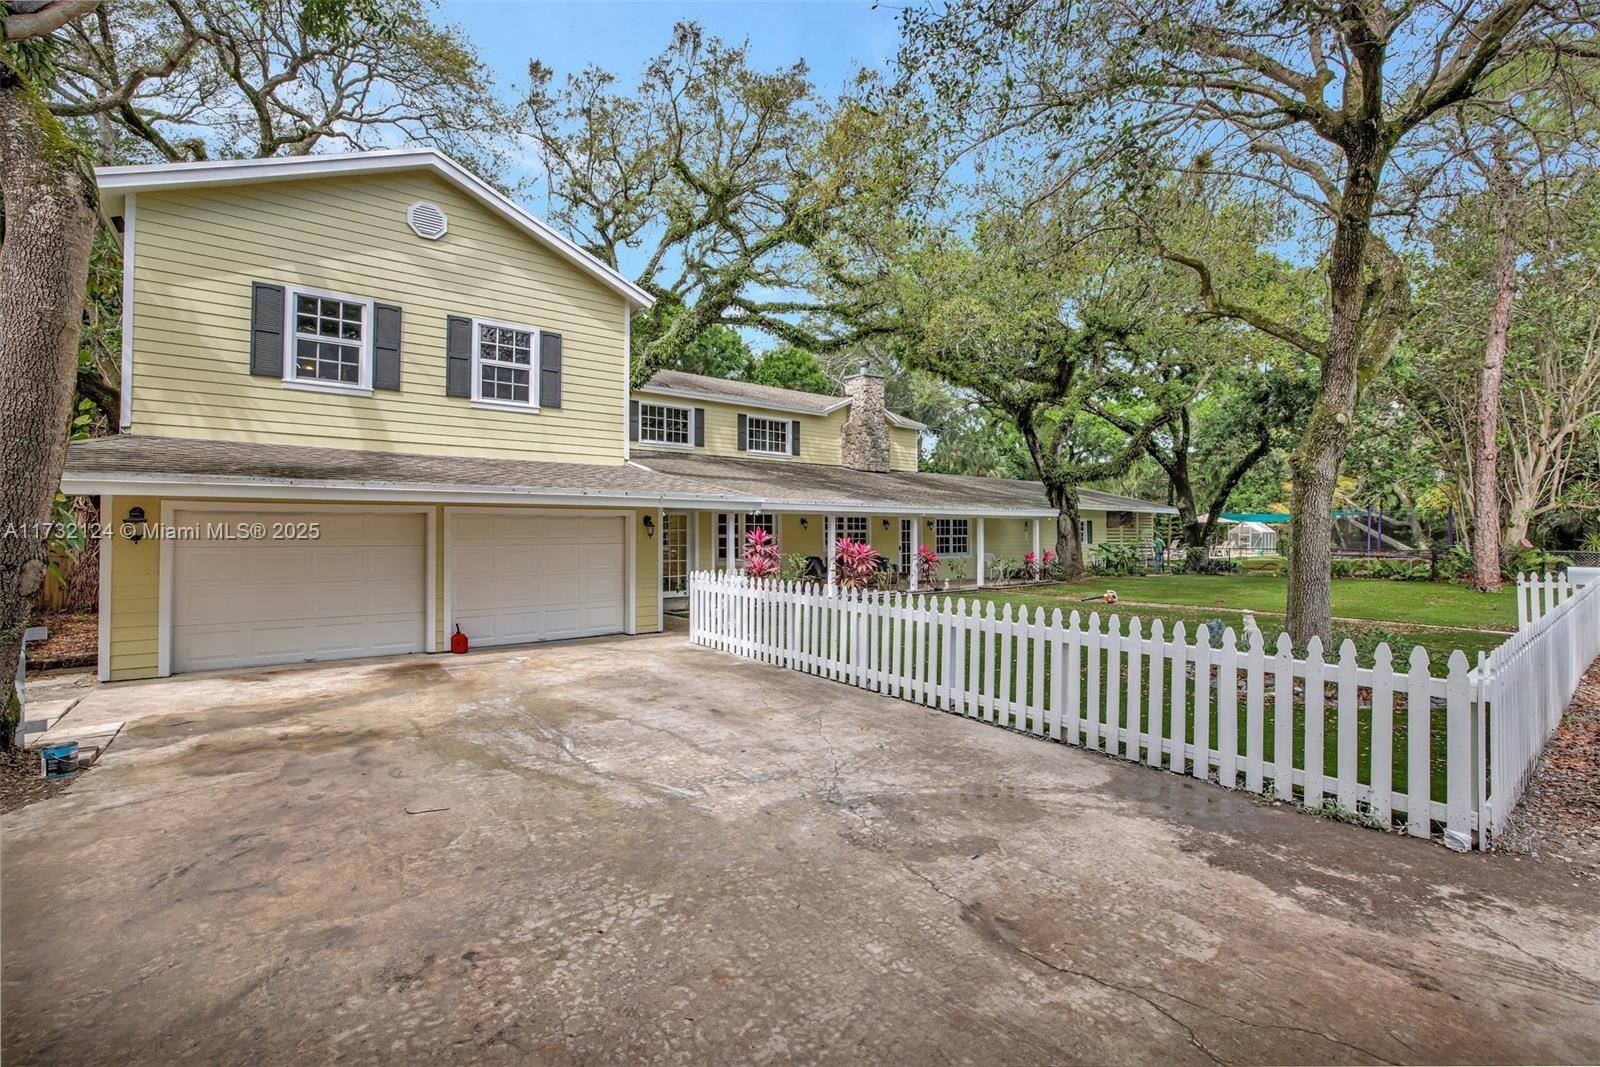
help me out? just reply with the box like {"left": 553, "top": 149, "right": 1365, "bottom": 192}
{"left": 96, "top": 149, "right": 653, "bottom": 311}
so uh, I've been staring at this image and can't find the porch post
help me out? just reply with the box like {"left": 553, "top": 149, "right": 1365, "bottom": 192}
{"left": 909, "top": 515, "right": 921, "bottom": 592}
{"left": 1032, "top": 518, "right": 1041, "bottom": 574}
{"left": 976, "top": 516, "right": 986, "bottom": 588}
{"left": 825, "top": 515, "right": 837, "bottom": 591}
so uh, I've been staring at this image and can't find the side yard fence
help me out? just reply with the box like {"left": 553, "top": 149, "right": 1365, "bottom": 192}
{"left": 689, "top": 570, "right": 1600, "bottom": 852}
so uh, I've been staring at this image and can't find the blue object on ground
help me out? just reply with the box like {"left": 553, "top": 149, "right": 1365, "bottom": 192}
{"left": 40, "top": 742, "right": 79, "bottom": 779}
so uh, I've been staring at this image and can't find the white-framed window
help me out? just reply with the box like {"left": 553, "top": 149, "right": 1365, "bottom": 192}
{"left": 746, "top": 415, "right": 789, "bottom": 456}
{"left": 900, "top": 519, "right": 913, "bottom": 572}
{"left": 286, "top": 287, "right": 372, "bottom": 393}
{"left": 471, "top": 317, "right": 539, "bottom": 411}
{"left": 935, "top": 518, "right": 969, "bottom": 556}
{"left": 832, "top": 515, "right": 869, "bottom": 541}
{"left": 1081, "top": 518, "right": 1094, "bottom": 545}
{"left": 662, "top": 512, "right": 689, "bottom": 594}
{"left": 640, "top": 402, "right": 693, "bottom": 446}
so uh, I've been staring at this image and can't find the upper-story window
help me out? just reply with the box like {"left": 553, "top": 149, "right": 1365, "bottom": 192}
{"left": 935, "top": 518, "right": 969, "bottom": 555}
{"left": 639, "top": 402, "right": 692, "bottom": 446}
{"left": 472, "top": 318, "right": 538, "bottom": 410}
{"left": 289, "top": 289, "right": 371, "bottom": 392}
{"left": 746, "top": 415, "right": 789, "bottom": 456}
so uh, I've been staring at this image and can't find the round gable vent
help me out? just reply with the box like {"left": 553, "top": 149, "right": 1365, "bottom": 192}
{"left": 407, "top": 201, "right": 448, "bottom": 240}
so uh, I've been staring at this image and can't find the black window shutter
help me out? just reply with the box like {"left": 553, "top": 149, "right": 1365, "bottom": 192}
{"left": 539, "top": 331, "right": 562, "bottom": 408}
{"left": 790, "top": 419, "right": 800, "bottom": 456}
{"left": 693, "top": 407, "right": 705, "bottom": 447}
{"left": 445, "top": 315, "right": 471, "bottom": 397}
{"left": 373, "top": 303, "right": 402, "bottom": 390}
{"left": 737, "top": 413, "right": 748, "bottom": 451}
{"left": 250, "top": 282, "right": 285, "bottom": 377}
{"left": 629, "top": 400, "right": 640, "bottom": 441}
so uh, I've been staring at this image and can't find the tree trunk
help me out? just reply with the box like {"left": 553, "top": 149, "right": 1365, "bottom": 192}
{"left": 1050, "top": 485, "right": 1086, "bottom": 581}
{"left": 0, "top": 62, "right": 100, "bottom": 747}
{"left": 1285, "top": 163, "right": 1381, "bottom": 648}
{"left": 1471, "top": 151, "right": 1517, "bottom": 593}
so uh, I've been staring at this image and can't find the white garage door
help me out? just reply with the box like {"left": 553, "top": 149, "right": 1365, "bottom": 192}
{"left": 450, "top": 512, "right": 627, "bottom": 647}
{"left": 172, "top": 509, "right": 427, "bottom": 673}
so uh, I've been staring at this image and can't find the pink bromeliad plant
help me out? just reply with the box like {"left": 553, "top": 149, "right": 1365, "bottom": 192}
{"left": 742, "top": 527, "right": 780, "bottom": 579}
{"left": 916, "top": 544, "right": 940, "bottom": 583}
{"left": 833, "top": 537, "right": 882, "bottom": 589}
{"left": 1023, "top": 551, "right": 1041, "bottom": 580}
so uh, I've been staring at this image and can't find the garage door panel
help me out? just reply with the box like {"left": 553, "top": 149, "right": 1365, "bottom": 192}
{"left": 449, "top": 513, "right": 627, "bottom": 648}
{"left": 173, "top": 510, "right": 425, "bottom": 673}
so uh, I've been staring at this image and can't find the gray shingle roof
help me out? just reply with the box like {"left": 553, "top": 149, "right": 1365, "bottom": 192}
{"left": 640, "top": 370, "right": 847, "bottom": 414}
{"left": 62, "top": 436, "right": 1175, "bottom": 516}
{"left": 638, "top": 370, "right": 929, "bottom": 430}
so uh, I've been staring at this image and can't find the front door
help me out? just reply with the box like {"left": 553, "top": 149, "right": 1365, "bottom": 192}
{"left": 662, "top": 511, "right": 689, "bottom": 595}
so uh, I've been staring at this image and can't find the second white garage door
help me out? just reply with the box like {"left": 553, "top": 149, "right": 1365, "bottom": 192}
{"left": 449, "top": 512, "right": 627, "bottom": 647}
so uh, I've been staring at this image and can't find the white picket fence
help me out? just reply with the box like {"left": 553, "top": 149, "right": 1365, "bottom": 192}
{"left": 1480, "top": 572, "right": 1600, "bottom": 840}
{"left": 689, "top": 570, "right": 1599, "bottom": 852}
{"left": 1516, "top": 570, "right": 1577, "bottom": 629}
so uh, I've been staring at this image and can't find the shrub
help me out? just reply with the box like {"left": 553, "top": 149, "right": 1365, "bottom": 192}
{"left": 834, "top": 537, "right": 882, "bottom": 589}
{"left": 1089, "top": 543, "right": 1146, "bottom": 577}
{"left": 1433, "top": 545, "right": 1472, "bottom": 582}
{"left": 741, "top": 527, "right": 780, "bottom": 579}
{"left": 1505, "top": 546, "right": 1569, "bottom": 579}
{"left": 946, "top": 557, "right": 970, "bottom": 583}
{"left": 1041, "top": 549, "right": 1062, "bottom": 579}
{"left": 780, "top": 553, "right": 814, "bottom": 583}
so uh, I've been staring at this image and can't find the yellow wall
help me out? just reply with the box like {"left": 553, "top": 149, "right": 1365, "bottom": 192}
{"left": 632, "top": 395, "right": 921, "bottom": 472}
{"left": 103, "top": 498, "right": 660, "bottom": 682}
{"left": 889, "top": 426, "right": 920, "bottom": 472}
{"left": 128, "top": 171, "right": 630, "bottom": 462}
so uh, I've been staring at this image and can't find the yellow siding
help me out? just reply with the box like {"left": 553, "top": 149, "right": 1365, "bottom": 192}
{"left": 104, "top": 498, "right": 659, "bottom": 682}
{"left": 106, "top": 495, "right": 162, "bottom": 680}
{"left": 632, "top": 395, "right": 921, "bottom": 472}
{"left": 889, "top": 427, "right": 919, "bottom": 472}
{"left": 129, "top": 171, "right": 630, "bottom": 462}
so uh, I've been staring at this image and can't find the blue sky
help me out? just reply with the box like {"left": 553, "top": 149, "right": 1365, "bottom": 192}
{"left": 443, "top": 2, "right": 904, "bottom": 348}
{"left": 447, "top": 1, "right": 903, "bottom": 101}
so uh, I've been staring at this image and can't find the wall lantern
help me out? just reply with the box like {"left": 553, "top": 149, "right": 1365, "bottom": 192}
{"left": 125, "top": 505, "right": 146, "bottom": 544}
{"left": 881, "top": 518, "right": 890, "bottom": 530}
{"left": 643, "top": 514, "right": 656, "bottom": 538}
{"left": 925, "top": 519, "right": 935, "bottom": 530}
{"left": 799, "top": 517, "right": 809, "bottom": 529}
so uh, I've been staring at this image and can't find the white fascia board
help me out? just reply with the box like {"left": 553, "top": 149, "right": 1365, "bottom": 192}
{"left": 61, "top": 472, "right": 1056, "bottom": 518}
{"left": 94, "top": 149, "right": 654, "bottom": 312}
{"left": 60, "top": 472, "right": 758, "bottom": 510}
{"left": 634, "top": 386, "right": 851, "bottom": 417}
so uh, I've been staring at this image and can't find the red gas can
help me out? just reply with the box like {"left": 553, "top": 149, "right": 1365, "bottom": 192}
{"left": 450, "top": 625, "right": 469, "bottom": 654}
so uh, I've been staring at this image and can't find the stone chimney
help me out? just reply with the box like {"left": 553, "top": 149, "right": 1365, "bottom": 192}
{"left": 840, "top": 367, "right": 890, "bottom": 473}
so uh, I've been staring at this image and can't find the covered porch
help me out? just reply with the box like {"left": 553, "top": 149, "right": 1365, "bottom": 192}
{"left": 660, "top": 509, "right": 1057, "bottom": 601}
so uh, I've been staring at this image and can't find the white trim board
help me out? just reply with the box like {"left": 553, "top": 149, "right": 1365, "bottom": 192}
{"left": 118, "top": 196, "right": 135, "bottom": 431}
{"left": 95, "top": 148, "right": 654, "bottom": 312}
{"left": 60, "top": 471, "right": 1070, "bottom": 518}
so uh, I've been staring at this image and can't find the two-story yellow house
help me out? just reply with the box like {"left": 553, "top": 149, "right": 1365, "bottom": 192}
{"left": 64, "top": 149, "right": 1173, "bottom": 680}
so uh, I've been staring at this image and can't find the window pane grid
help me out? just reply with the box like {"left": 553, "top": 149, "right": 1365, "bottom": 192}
{"left": 833, "top": 516, "right": 868, "bottom": 541}
{"left": 641, "top": 404, "right": 691, "bottom": 445}
{"left": 747, "top": 416, "right": 788, "bottom": 454}
{"left": 935, "top": 518, "right": 969, "bottom": 556}
{"left": 291, "top": 293, "right": 363, "bottom": 384}
{"left": 476, "top": 323, "right": 535, "bottom": 405}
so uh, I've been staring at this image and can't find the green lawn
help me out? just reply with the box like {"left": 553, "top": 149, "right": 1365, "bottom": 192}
{"left": 962, "top": 575, "right": 1514, "bottom": 663}
{"left": 1028, "top": 574, "right": 1516, "bottom": 631}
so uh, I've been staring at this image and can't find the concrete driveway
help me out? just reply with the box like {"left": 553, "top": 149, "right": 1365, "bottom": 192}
{"left": 4, "top": 628, "right": 1599, "bottom": 1065}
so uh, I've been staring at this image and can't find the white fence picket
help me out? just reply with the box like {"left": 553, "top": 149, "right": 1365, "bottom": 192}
{"left": 687, "top": 570, "right": 1600, "bottom": 853}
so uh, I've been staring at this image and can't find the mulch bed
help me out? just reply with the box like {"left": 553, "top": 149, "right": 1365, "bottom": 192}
{"left": 1498, "top": 657, "right": 1600, "bottom": 874}
{"left": 25, "top": 612, "right": 98, "bottom": 671}
{"left": 0, "top": 747, "right": 80, "bottom": 816}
